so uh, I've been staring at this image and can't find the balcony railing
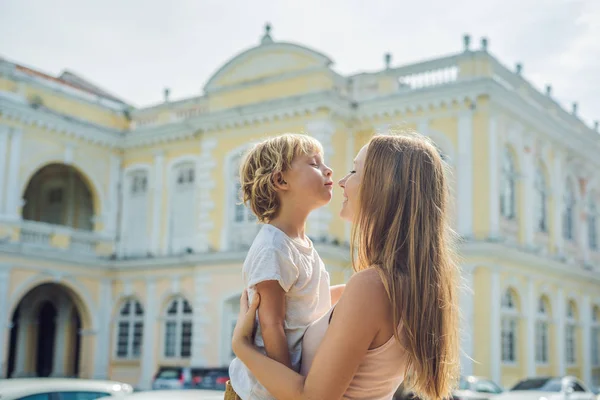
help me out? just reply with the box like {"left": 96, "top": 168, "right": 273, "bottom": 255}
{"left": 1, "top": 218, "right": 114, "bottom": 257}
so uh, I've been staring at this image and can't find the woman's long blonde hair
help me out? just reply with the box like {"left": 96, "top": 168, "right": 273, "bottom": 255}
{"left": 351, "top": 132, "right": 460, "bottom": 400}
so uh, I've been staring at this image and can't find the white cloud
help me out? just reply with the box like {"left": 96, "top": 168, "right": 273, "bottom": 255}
{"left": 0, "top": 0, "right": 597, "bottom": 125}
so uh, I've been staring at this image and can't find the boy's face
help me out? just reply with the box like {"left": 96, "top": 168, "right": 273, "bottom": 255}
{"left": 281, "top": 151, "right": 334, "bottom": 210}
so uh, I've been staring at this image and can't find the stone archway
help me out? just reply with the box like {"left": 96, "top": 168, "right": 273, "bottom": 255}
{"left": 6, "top": 283, "right": 88, "bottom": 378}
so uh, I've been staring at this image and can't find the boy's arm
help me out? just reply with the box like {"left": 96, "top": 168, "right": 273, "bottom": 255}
{"left": 330, "top": 284, "right": 346, "bottom": 306}
{"left": 254, "top": 280, "right": 292, "bottom": 369}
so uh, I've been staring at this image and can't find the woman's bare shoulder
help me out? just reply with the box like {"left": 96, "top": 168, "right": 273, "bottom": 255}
{"left": 342, "top": 268, "right": 389, "bottom": 310}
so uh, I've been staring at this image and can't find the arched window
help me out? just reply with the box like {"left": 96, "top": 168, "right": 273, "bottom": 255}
{"left": 164, "top": 297, "right": 193, "bottom": 358}
{"left": 169, "top": 162, "right": 197, "bottom": 254}
{"left": 535, "top": 165, "right": 548, "bottom": 232}
{"left": 566, "top": 301, "right": 577, "bottom": 365}
{"left": 501, "top": 289, "right": 518, "bottom": 363}
{"left": 563, "top": 180, "right": 576, "bottom": 241}
{"left": 500, "top": 147, "right": 517, "bottom": 220}
{"left": 535, "top": 297, "right": 550, "bottom": 364}
{"left": 115, "top": 299, "right": 144, "bottom": 359}
{"left": 123, "top": 170, "right": 149, "bottom": 256}
{"left": 588, "top": 194, "right": 598, "bottom": 251}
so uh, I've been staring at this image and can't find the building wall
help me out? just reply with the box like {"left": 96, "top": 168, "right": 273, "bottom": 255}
{"left": 1, "top": 34, "right": 600, "bottom": 390}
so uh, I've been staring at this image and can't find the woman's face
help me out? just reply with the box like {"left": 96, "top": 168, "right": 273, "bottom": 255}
{"left": 338, "top": 144, "right": 368, "bottom": 222}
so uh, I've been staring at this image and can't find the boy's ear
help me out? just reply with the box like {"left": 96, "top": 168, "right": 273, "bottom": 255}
{"left": 272, "top": 171, "right": 288, "bottom": 191}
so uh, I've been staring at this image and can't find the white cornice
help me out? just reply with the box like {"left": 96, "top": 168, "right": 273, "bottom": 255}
{"left": 488, "top": 82, "right": 600, "bottom": 169}
{"left": 0, "top": 96, "right": 124, "bottom": 148}
{"left": 356, "top": 77, "right": 490, "bottom": 118}
{"left": 461, "top": 240, "right": 600, "bottom": 284}
{"left": 123, "top": 91, "right": 354, "bottom": 148}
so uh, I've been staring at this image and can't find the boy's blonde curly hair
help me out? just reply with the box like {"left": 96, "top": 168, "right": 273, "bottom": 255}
{"left": 239, "top": 133, "right": 324, "bottom": 223}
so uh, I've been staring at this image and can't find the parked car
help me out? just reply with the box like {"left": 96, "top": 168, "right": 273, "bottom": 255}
{"left": 97, "top": 389, "right": 223, "bottom": 400}
{"left": 151, "top": 366, "right": 229, "bottom": 391}
{"left": 453, "top": 375, "right": 504, "bottom": 400}
{"left": 493, "top": 376, "right": 596, "bottom": 400}
{"left": 0, "top": 378, "right": 133, "bottom": 400}
{"left": 394, "top": 375, "right": 502, "bottom": 400}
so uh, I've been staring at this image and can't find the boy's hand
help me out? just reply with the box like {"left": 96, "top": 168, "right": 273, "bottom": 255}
{"left": 255, "top": 280, "right": 293, "bottom": 369}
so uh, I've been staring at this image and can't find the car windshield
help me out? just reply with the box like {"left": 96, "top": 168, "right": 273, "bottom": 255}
{"left": 156, "top": 369, "right": 180, "bottom": 379}
{"left": 511, "top": 378, "right": 563, "bottom": 392}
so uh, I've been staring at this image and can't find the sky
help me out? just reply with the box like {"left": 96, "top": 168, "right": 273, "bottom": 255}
{"left": 1, "top": 0, "right": 598, "bottom": 127}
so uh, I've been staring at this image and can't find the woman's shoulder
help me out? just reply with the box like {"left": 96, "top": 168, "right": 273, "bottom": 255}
{"left": 343, "top": 268, "right": 389, "bottom": 309}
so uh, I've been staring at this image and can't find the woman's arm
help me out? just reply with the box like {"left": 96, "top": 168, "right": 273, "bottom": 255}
{"left": 233, "top": 269, "right": 388, "bottom": 400}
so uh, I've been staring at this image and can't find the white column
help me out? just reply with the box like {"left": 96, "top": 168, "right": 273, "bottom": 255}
{"left": 345, "top": 129, "right": 356, "bottom": 242}
{"left": 489, "top": 116, "right": 500, "bottom": 239}
{"left": 105, "top": 155, "right": 121, "bottom": 236}
{"left": 460, "top": 265, "right": 475, "bottom": 376}
{"left": 93, "top": 279, "right": 112, "bottom": 379}
{"left": 14, "top": 314, "right": 30, "bottom": 376}
{"left": 5, "top": 128, "right": 23, "bottom": 220}
{"left": 151, "top": 151, "right": 164, "bottom": 255}
{"left": 580, "top": 209, "right": 590, "bottom": 265}
{"left": 557, "top": 288, "right": 566, "bottom": 375}
{"left": 51, "top": 304, "right": 71, "bottom": 377}
{"left": 306, "top": 120, "right": 335, "bottom": 240}
{"left": 0, "top": 268, "right": 10, "bottom": 377}
{"left": 526, "top": 277, "right": 536, "bottom": 376}
{"left": 553, "top": 154, "right": 564, "bottom": 254}
{"left": 0, "top": 127, "right": 9, "bottom": 215}
{"left": 139, "top": 278, "right": 157, "bottom": 389}
{"left": 581, "top": 295, "right": 592, "bottom": 385}
{"left": 490, "top": 269, "right": 501, "bottom": 384}
{"left": 197, "top": 139, "right": 217, "bottom": 252}
{"left": 457, "top": 112, "right": 474, "bottom": 238}
{"left": 191, "top": 272, "right": 210, "bottom": 366}
{"left": 523, "top": 141, "right": 535, "bottom": 247}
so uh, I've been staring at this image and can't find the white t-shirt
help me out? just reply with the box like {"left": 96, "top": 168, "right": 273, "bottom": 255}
{"left": 229, "top": 224, "right": 332, "bottom": 400}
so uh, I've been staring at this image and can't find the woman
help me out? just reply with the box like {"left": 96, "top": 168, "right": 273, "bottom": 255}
{"left": 232, "top": 133, "right": 461, "bottom": 400}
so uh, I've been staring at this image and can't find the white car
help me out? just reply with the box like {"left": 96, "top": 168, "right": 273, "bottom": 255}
{"left": 0, "top": 378, "right": 133, "bottom": 400}
{"left": 96, "top": 389, "right": 224, "bottom": 400}
{"left": 492, "top": 376, "right": 595, "bottom": 400}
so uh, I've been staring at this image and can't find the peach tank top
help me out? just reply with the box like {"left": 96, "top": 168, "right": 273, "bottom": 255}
{"left": 300, "top": 307, "right": 408, "bottom": 400}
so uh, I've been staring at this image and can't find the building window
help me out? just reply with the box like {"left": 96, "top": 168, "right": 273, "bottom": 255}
{"left": 588, "top": 194, "right": 598, "bottom": 251}
{"left": 592, "top": 306, "right": 599, "bottom": 367}
{"left": 501, "top": 289, "right": 518, "bottom": 363}
{"left": 115, "top": 299, "right": 144, "bottom": 359}
{"left": 163, "top": 297, "right": 193, "bottom": 358}
{"left": 500, "top": 147, "right": 517, "bottom": 220}
{"left": 535, "top": 166, "right": 548, "bottom": 232}
{"left": 566, "top": 301, "right": 577, "bottom": 365}
{"left": 169, "top": 162, "right": 197, "bottom": 254}
{"left": 123, "top": 170, "right": 149, "bottom": 257}
{"left": 535, "top": 297, "right": 550, "bottom": 364}
{"left": 229, "top": 153, "right": 258, "bottom": 250}
{"left": 563, "top": 180, "right": 576, "bottom": 241}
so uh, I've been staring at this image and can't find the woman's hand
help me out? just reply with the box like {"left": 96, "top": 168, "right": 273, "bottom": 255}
{"left": 232, "top": 289, "right": 261, "bottom": 355}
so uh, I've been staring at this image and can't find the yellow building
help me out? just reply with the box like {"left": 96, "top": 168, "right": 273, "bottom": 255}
{"left": 1, "top": 26, "right": 599, "bottom": 390}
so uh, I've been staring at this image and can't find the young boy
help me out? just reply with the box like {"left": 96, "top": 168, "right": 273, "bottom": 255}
{"left": 227, "top": 134, "right": 340, "bottom": 400}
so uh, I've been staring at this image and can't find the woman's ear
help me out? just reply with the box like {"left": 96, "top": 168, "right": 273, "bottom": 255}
{"left": 272, "top": 171, "right": 288, "bottom": 191}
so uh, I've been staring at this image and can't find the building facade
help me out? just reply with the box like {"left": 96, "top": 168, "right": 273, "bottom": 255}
{"left": 0, "top": 26, "right": 599, "bottom": 389}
